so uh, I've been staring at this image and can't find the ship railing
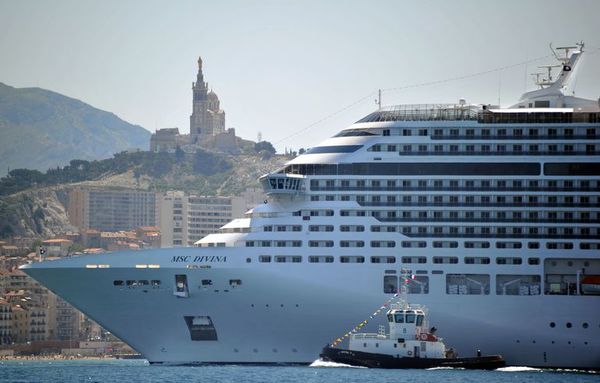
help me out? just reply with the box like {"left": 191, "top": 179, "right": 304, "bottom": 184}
{"left": 357, "top": 104, "right": 600, "bottom": 124}
{"left": 357, "top": 104, "right": 480, "bottom": 123}
{"left": 352, "top": 333, "right": 389, "bottom": 340}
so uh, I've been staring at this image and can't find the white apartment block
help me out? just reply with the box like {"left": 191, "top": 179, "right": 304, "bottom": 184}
{"left": 159, "top": 190, "right": 260, "bottom": 247}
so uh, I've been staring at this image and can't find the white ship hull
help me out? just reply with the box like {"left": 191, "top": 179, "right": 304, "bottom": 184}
{"left": 22, "top": 43, "right": 600, "bottom": 369}
{"left": 22, "top": 247, "right": 600, "bottom": 368}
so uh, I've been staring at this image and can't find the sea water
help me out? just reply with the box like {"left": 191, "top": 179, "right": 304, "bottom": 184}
{"left": 0, "top": 359, "right": 597, "bottom": 383}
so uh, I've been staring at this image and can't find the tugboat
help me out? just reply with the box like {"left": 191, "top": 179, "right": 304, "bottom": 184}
{"left": 320, "top": 270, "right": 505, "bottom": 369}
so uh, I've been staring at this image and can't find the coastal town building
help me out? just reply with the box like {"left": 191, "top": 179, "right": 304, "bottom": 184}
{"left": 158, "top": 191, "right": 249, "bottom": 247}
{"left": 41, "top": 238, "right": 73, "bottom": 257}
{"left": 67, "top": 188, "right": 159, "bottom": 232}
{"left": 55, "top": 296, "right": 82, "bottom": 341}
{"left": 0, "top": 299, "right": 11, "bottom": 345}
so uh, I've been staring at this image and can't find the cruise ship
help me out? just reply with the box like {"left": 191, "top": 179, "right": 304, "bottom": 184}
{"left": 23, "top": 43, "right": 600, "bottom": 368}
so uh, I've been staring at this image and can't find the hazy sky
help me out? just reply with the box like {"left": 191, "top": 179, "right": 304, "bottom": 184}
{"left": 1, "top": 0, "right": 599, "bottom": 152}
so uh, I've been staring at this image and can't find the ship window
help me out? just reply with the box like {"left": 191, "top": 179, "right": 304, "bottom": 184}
{"left": 372, "top": 256, "right": 396, "bottom": 264}
{"left": 407, "top": 276, "right": 429, "bottom": 294}
{"left": 464, "top": 257, "right": 490, "bottom": 265}
{"left": 387, "top": 314, "right": 394, "bottom": 322}
{"left": 406, "top": 313, "right": 416, "bottom": 323}
{"left": 309, "top": 256, "right": 334, "bottom": 263}
{"left": 335, "top": 129, "right": 376, "bottom": 137}
{"left": 446, "top": 274, "right": 490, "bottom": 295}
{"left": 151, "top": 280, "right": 161, "bottom": 287}
{"left": 340, "top": 256, "right": 365, "bottom": 263}
{"left": 307, "top": 145, "right": 363, "bottom": 154}
{"left": 496, "top": 275, "right": 540, "bottom": 295}
{"left": 416, "top": 315, "right": 424, "bottom": 326}
{"left": 394, "top": 313, "right": 405, "bottom": 323}
{"left": 113, "top": 280, "right": 124, "bottom": 286}
{"left": 384, "top": 275, "right": 398, "bottom": 293}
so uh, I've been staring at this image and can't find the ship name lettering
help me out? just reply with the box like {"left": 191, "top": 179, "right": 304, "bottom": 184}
{"left": 170, "top": 255, "right": 227, "bottom": 263}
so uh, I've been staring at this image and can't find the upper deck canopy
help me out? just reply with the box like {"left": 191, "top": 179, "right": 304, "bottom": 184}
{"left": 357, "top": 104, "right": 600, "bottom": 124}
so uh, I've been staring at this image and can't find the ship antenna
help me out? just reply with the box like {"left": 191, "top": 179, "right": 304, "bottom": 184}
{"left": 399, "top": 267, "right": 412, "bottom": 309}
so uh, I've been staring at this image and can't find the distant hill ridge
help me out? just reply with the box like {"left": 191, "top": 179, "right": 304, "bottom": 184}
{"left": 0, "top": 82, "right": 151, "bottom": 175}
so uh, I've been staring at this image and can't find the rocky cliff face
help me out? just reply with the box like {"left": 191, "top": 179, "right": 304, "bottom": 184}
{"left": 0, "top": 187, "right": 75, "bottom": 238}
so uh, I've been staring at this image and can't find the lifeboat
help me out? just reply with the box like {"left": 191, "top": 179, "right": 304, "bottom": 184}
{"left": 581, "top": 275, "right": 600, "bottom": 295}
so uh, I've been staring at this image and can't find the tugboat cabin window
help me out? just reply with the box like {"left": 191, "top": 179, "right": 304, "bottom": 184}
{"left": 394, "top": 313, "right": 404, "bottom": 323}
{"left": 405, "top": 312, "right": 416, "bottom": 323}
{"left": 416, "top": 315, "right": 424, "bottom": 326}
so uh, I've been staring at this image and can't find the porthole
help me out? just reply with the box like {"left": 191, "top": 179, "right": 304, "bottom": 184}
{"left": 280, "top": 304, "right": 284, "bottom": 307}
{"left": 375, "top": 343, "right": 379, "bottom": 348}
{"left": 265, "top": 304, "right": 269, "bottom": 307}
{"left": 246, "top": 258, "right": 251, "bottom": 263}
{"left": 551, "top": 341, "right": 555, "bottom": 344}
{"left": 253, "top": 348, "right": 258, "bottom": 353}
{"left": 532, "top": 340, "right": 536, "bottom": 344}
{"left": 273, "top": 349, "right": 278, "bottom": 353}
{"left": 516, "top": 340, "right": 520, "bottom": 343}
{"left": 568, "top": 341, "right": 572, "bottom": 345}
{"left": 295, "top": 304, "right": 299, "bottom": 307}
{"left": 363, "top": 343, "right": 367, "bottom": 348}
{"left": 584, "top": 261, "right": 590, "bottom": 267}
{"left": 292, "top": 348, "right": 298, "bottom": 353}
{"left": 567, "top": 261, "right": 573, "bottom": 267}
{"left": 566, "top": 322, "right": 572, "bottom": 328}
{"left": 250, "top": 304, "right": 254, "bottom": 307}
{"left": 584, "top": 341, "right": 588, "bottom": 345}
{"left": 550, "top": 322, "right": 555, "bottom": 328}
{"left": 233, "top": 349, "right": 239, "bottom": 353}
{"left": 583, "top": 322, "right": 588, "bottom": 328}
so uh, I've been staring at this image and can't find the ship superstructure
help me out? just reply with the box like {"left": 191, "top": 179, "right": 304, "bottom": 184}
{"left": 23, "top": 43, "right": 600, "bottom": 368}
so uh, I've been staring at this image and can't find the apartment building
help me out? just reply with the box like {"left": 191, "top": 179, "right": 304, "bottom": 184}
{"left": 158, "top": 191, "right": 249, "bottom": 247}
{"left": 68, "top": 188, "right": 158, "bottom": 232}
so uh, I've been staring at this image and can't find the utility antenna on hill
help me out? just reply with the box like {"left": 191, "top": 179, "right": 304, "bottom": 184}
{"left": 257, "top": 132, "right": 263, "bottom": 142}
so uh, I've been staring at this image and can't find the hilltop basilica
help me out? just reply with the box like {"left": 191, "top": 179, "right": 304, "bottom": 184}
{"left": 150, "top": 57, "right": 238, "bottom": 153}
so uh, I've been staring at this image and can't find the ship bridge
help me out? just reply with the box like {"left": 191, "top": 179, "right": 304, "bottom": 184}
{"left": 259, "top": 172, "right": 305, "bottom": 194}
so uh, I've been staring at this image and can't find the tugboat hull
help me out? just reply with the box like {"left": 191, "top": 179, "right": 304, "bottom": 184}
{"left": 320, "top": 346, "right": 505, "bottom": 370}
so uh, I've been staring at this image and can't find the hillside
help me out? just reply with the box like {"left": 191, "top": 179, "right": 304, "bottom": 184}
{"left": 0, "top": 82, "right": 150, "bottom": 175}
{"left": 0, "top": 150, "right": 289, "bottom": 238}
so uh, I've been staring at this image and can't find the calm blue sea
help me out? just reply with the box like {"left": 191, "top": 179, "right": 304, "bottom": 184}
{"left": 0, "top": 359, "right": 597, "bottom": 383}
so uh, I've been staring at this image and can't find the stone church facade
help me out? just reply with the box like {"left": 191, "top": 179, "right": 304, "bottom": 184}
{"left": 150, "top": 57, "right": 236, "bottom": 154}
{"left": 189, "top": 57, "right": 225, "bottom": 142}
